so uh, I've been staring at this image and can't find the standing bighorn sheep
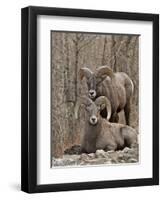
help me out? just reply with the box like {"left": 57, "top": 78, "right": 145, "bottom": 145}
{"left": 75, "top": 96, "right": 137, "bottom": 154}
{"left": 79, "top": 66, "right": 134, "bottom": 125}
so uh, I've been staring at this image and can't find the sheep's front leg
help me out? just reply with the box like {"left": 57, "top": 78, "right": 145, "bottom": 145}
{"left": 110, "top": 112, "right": 119, "bottom": 123}
{"left": 96, "top": 140, "right": 117, "bottom": 152}
{"left": 124, "top": 102, "right": 131, "bottom": 125}
{"left": 80, "top": 145, "right": 88, "bottom": 154}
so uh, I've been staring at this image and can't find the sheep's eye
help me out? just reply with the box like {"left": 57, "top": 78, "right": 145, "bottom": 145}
{"left": 85, "top": 106, "right": 90, "bottom": 112}
{"left": 97, "top": 76, "right": 106, "bottom": 85}
{"left": 96, "top": 78, "right": 102, "bottom": 85}
{"left": 86, "top": 82, "right": 90, "bottom": 88}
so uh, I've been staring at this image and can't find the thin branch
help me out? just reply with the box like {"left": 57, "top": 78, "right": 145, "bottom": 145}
{"left": 101, "top": 36, "right": 107, "bottom": 65}
{"left": 78, "top": 34, "right": 85, "bottom": 42}
{"left": 108, "top": 40, "right": 126, "bottom": 64}
{"left": 78, "top": 36, "right": 98, "bottom": 52}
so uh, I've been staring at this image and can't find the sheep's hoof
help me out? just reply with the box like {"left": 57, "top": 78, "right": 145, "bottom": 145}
{"left": 95, "top": 149, "right": 107, "bottom": 158}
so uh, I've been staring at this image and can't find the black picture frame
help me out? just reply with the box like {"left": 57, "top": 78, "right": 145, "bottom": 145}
{"left": 21, "top": 6, "right": 159, "bottom": 193}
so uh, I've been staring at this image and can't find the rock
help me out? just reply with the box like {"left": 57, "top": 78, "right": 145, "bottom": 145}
{"left": 123, "top": 147, "right": 131, "bottom": 153}
{"left": 64, "top": 158, "right": 76, "bottom": 165}
{"left": 117, "top": 153, "right": 124, "bottom": 159}
{"left": 79, "top": 161, "right": 85, "bottom": 165}
{"left": 80, "top": 153, "right": 88, "bottom": 160}
{"left": 107, "top": 150, "right": 114, "bottom": 153}
{"left": 95, "top": 149, "right": 107, "bottom": 158}
{"left": 52, "top": 143, "right": 139, "bottom": 167}
{"left": 87, "top": 153, "right": 95, "bottom": 159}
{"left": 85, "top": 158, "right": 106, "bottom": 165}
{"left": 111, "top": 158, "right": 118, "bottom": 163}
{"left": 64, "top": 145, "right": 81, "bottom": 155}
{"left": 52, "top": 158, "right": 63, "bottom": 166}
{"left": 128, "top": 158, "right": 138, "bottom": 163}
{"left": 124, "top": 153, "right": 133, "bottom": 160}
{"left": 119, "top": 160, "right": 125, "bottom": 163}
{"left": 105, "top": 159, "right": 112, "bottom": 164}
{"left": 94, "top": 158, "right": 107, "bottom": 164}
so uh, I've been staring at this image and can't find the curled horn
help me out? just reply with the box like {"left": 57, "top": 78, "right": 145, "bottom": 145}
{"left": 95, "top": 96, "right": 112, "bottom": 120}
{"left": 74, "top": 96, "right": 93, "bottom": 119}
{"left": 95, "top": 66, "right": 114, "bottom": 78}
{"left": 79, "top": 68, "right": 92, "bottom": 80}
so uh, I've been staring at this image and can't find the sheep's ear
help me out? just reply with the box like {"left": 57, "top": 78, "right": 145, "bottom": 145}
{"left": 75, "top": 96, "right": 93, "bottom": 119}
{"left": 79, "top": 68, "right": 92, "bottom": 80}
{"left": 100, "top": 103, "right": 106, "bottom": 111}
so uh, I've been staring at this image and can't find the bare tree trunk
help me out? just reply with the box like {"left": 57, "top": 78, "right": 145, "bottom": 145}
{"left": 101, "top": 36, "right": 107, "bottom": 65}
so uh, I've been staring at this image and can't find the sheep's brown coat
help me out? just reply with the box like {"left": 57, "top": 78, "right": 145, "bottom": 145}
{"left": 79, "top": 66, "right": 134, "bottom": 125}
{"left": 82, "top": 115, "right": 137, "bottom": 153}
{"left": 76, "top": 96, "right": 137, "bottom": 154}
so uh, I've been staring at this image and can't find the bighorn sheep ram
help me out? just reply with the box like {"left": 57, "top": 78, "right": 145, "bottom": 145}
{"left": 79, "top": 66, "right": 134, "bottom": 125}
{"left": 75, "top": 96, "right": 137, "bottom": 154}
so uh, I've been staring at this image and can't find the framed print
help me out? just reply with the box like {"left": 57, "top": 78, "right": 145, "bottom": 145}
{"left": 21, "top": 6, "right": 159, "bottom": 193}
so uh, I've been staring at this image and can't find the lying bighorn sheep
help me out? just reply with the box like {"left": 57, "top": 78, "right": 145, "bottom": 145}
{"left": 79, "top": 66, "right": 134, "bottom": 125}
{"left": 75, "top": 96, "right": 137, "bottom": 154}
